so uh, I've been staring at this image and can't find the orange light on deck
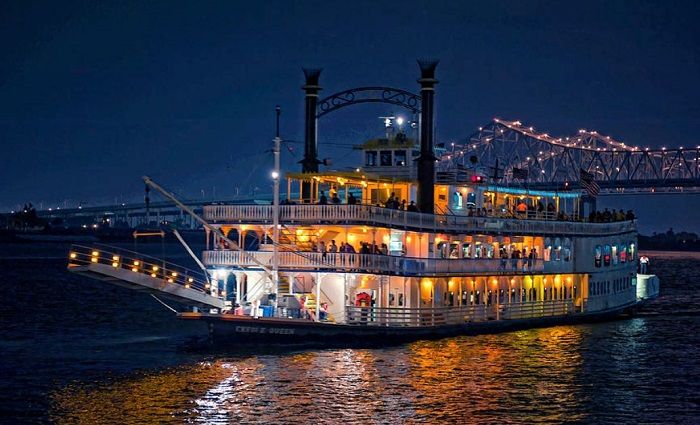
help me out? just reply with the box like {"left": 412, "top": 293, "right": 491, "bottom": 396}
{"left": 188, "top": 277, "right": 194, "bottom": 283}
{"left": 91, "top": 251, "right": 99, "bottom": 257}
{"left": 133, "top": 260, "right": 140, "bottom": 266}
{"left": 91, "top": 257, "right": 98, "bottom": 263}
{"left": 167, "top": 278, "right": 173, "bottom": 283}
{"left": 152, "top": 266, "right": 158, "bottom": 271}
{"left": 131, "top": 267, "right": 138, "bottom": 272}
{"left": 151, "top": 273, "right": 157, "bottom": 278}
{"left": 69, "top": 252, "right": 77, "bottom": 259}
{"left": 205, "top": 283, "right": 210, "bottom": 289}
{"left": 171, "top": 272, "right": 178, "bottom": 277}
{"left": 112, "top": 255, "right": 119, "bottom": 261}
{"left": 185, "top": 284, "right": 190, "bottom": 289}
{"left": 112, "top": 262, "right": 118, "bottom": 268}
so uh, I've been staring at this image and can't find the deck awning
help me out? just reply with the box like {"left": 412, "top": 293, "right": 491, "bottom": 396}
{"left": 285, "top": 170, "right": 412, "bottom": 186}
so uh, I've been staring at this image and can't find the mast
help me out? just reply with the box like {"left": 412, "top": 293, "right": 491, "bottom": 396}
{"left": 272, "top": 106, "right": 281, "bottom": 300}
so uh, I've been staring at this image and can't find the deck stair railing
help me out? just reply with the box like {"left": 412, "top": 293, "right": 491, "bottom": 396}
{"left": 202, "top": 250, "right": 546, "bottom": 276}
{"left": 345, "top": 299, "right": 574, "bottom": 327}
{"left": 68, "top": 244, "right": 211, "bottom": 294}
{"left": 204, "top": 204, "right": 636, "bottom": 236}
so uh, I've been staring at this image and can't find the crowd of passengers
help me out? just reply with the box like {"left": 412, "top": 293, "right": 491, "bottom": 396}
{"left": 588, "top": 208, "right": 636, "bottom": 222}
{"left": 279, "top": 190, "right": 636, "bottom": 223}
{"left": 310, "top": 240, "right": 400, "bottom": 257}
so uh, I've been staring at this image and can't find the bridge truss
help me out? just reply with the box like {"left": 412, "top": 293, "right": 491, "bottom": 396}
{"left": 439, "top": 119, "right": 700, "bottom": 194}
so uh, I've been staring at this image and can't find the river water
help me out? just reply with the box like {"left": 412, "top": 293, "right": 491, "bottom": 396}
{"left": 0, "top": 243, "right": 699, "bottom": 424}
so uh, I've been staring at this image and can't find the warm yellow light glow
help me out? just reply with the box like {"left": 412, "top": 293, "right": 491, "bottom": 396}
{"left": 131, "top": 267, "right": 138, "bottom": 272}
{"left": 406, "top": 236, "right": 412, "bottom": 243}
{"left": 167, "top": 278, "right": 173, "bottom": 283}
{"left": 171, "top": 272, "right": 177, "bottom": 277}
{"left": 133, "top": 260, "right": 140, "bottom": 266}
{"left": 188, "top": 277, "right": 194, "bottom": 283}
{"left": 112, "top": 262, "right": 118, "bottom": 268}
{"left": 185, "top": 284, "right": 190, "bottom": 289}
{"left": 492, "top": 279, "right": 498, "bottom": 285}
{"left": 112, "top": 255, "right": 119, "bottom": 261}
{"left": 69, "top": 252, "right": 77, "bottom": 259}
{"left": 91, "top": 251, "right": 99, "bottom": 257}
{"left": 152, "top": 266, "right": 159, "bottom": 271}
{"left": 151, "top": 273, "right": 157, "bottom": 278}
{"left": 90, "top": 257, "right": 98, "bottom": 263}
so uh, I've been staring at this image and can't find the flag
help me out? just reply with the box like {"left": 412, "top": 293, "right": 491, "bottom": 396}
{"left": 512, "top": 167, "right": 528, "bottom": 180}
{"left": 580, "top": 168, "right": 600, "bottom": 197}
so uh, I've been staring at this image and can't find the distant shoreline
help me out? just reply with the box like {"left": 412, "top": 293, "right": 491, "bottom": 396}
{"left": 640, "top": 250, "right": 700, "bottom": 259}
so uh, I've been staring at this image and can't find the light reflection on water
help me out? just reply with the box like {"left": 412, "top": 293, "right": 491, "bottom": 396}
{"left": 52, "top": 326, "right": 605, "bottom": 424}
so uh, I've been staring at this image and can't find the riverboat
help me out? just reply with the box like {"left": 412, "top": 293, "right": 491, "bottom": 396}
{"left": 66, "top": 128, "right": 660, "bottom": 347}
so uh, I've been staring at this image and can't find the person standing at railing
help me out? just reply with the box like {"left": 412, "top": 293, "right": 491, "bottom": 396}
{"left": 329, "top": 240, "right": 338, "bottom": 265}
{"left": 319, "top": 191, "right": 328, "bottom": 205}
{"left": 407, "top": 201, "right": 419, "bottom": 212}
{"left": 348, "top": 192, "right": 357, "bottom": 205}
{"left": 318, "top": 241, "right": 327, "bottom": 259}
{"left": 331, "top": 192, "right": 341, "bottom": 204}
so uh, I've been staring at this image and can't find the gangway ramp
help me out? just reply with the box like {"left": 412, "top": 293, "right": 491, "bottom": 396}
{"left": 67, "top": 244, "right": 225, "bottom": 310}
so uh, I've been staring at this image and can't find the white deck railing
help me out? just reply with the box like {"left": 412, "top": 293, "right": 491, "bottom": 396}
{"left": 202, "top": 250, "right": 545, "bottom": 276}
{"left": 344, "top": 299, "right": 574, "bottom": 326}
{"left": 204, "top": 204, "right": 636, "bottom": 236}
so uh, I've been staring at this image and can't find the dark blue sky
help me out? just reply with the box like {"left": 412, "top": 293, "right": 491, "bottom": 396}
{"left": 1, "top": 1, "right": 699, "bottom": 233}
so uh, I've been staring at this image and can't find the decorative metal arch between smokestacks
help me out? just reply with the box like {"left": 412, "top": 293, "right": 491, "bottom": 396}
{"left": 316, "top": 86, "right": 422, "bottom": 118}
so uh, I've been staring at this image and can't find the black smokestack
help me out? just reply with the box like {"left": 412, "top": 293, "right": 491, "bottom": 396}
{"left": 301, "top": 68, "right": 322, "bottom": 173}
{"left": 416, "top": 59, "right": 439, "bottom": 214}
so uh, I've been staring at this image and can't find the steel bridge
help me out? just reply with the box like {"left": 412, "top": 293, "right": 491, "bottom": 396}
{"left": 438, "top": 118, "right": 700, "bottom": 194}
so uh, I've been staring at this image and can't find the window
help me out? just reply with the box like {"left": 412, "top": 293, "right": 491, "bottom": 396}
{"left": 394, "top": 150, "right": 407, "bottom": 166}
{"left": 604, "top": 245, "right": 611, "bottom": 266}
{"left": 366, "top": 151, "right": 377, "bottom": 166}
{"left": 380, "top": 150, "right": 392, "bottom": 166}
{"left": 594, "top": 245, "right": 602, "bottom": 268}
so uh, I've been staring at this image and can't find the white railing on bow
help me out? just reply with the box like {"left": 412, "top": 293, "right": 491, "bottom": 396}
{"left": 203, "top": 204, "right": 636, "bottom": 236}
{"left": 202, "top": 250, "right": 545, "bottom": 276}
{"left": 344, "top": 299, "right": 574, "bottom": 327}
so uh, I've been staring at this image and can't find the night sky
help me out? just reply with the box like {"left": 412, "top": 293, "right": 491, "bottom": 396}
{"left": 1, "top": 1, "right": 699, "bottom": 233}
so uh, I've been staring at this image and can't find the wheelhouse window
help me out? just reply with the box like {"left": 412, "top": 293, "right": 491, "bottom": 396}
{"left": 366, "top": 151, "right": 377, "bottom": 166}
{"left": 394, "top": 150, "right": 407, "bottom": 166}
{"left": 594, "top": 245, "right": 602, "bottom": 267}
{"left": 380, "top": 150, "right": 392, "bottom": 166}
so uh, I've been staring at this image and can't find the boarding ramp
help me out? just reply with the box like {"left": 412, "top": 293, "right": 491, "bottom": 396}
{"left": 67, "top": 244, "right": 225, "bottom": 310}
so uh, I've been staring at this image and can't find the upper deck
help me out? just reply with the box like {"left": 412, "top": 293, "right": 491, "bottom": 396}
{"left": 203, "top": 204, "right": 637, "bottom": 237}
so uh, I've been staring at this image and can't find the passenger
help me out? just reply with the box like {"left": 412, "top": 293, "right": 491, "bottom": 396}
{"left": 449, "top": 247, "right": 459, "bottom": 259}
{"left": 331, "top": 192, "right": 341, "bottom": 204}
{"left": 516, "top": 200, "right": 527, "bottom": 216}
{"left": 319, "top": 241, "right": 327, "bottom": 259}
{"left": 400, "top": 199, "right": 407, "bottom": 210}
{"left": 360, "top": 243, "right": 370, "bottom": 254}
{"left": 329, "top": 240, "right": 338, "bottom": 253}
{"left": 602, "top": 208, "right": 612, "bottom": 222}
{"left": 346, "top": 243, "right": 356, "bottom": 253}
{"left": 347, "top": 193, "right": 357, "bottom": 205}
{"left": 617, "top": 209, "right": 625, "bottom": 221}
{"left": 380, "top": 243, "right": 388, "bottom": 255}
{"left": 319, "top": 191, "right": 328, "bottom": 205}
{"left": 639, "top": 255, "right": 649, "bottom": 273}
{"left": 407, "top": 201, "right": 419, "bottom": 212}
{"left": 626, "top": 210, "right": 635, "bottom": 221}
